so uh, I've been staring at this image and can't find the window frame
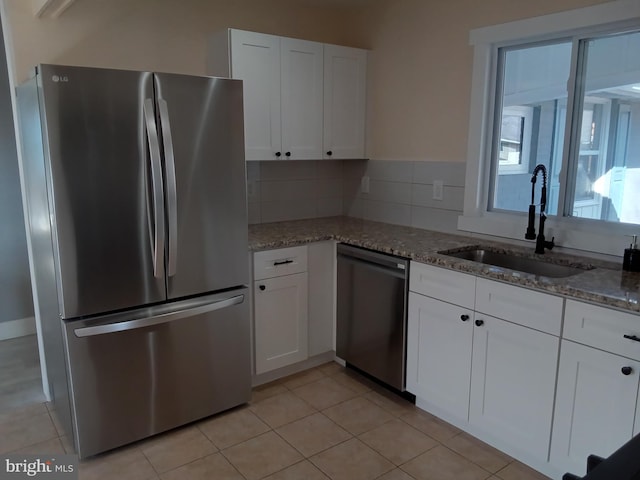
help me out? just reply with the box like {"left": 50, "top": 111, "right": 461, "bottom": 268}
{"left": 460, "top": 0, "right": 640, "bottom": 257}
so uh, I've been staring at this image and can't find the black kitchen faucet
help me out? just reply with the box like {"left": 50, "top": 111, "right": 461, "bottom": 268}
{"left": 525, "top": 164, "right": 555, "bottom": 254}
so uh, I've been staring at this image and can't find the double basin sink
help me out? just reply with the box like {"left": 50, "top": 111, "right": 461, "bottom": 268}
{"left": 438, "top": 247, "right": 595, "bottom": 278}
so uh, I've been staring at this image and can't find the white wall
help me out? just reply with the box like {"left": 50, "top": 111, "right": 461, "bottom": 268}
{"left": 355, "top": 0, "right": 614, "bottom": 163}
{"left": 4, "top": 0, "right": 618, "bottom": 165}
{"left": 0, "top": 7, "right": 34, "bottom": 338}
{"left": 3, "top": 0, "right": 367, "bottom": 83}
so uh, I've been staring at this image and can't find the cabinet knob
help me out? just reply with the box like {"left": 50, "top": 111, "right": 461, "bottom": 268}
{"left": 275, "top": 152, "right": 281, "bottom": 157}
{"left": 259, "top": 285, "right": 266, "bottom": 291}
{"left": 326, "top": 151, "right": 333, "bottom": 156}
{"left": 460, "top": 314, "right": 470, "bottom": 322}
{"left": 475, "top": 319, "right": 484, "bottom": 327}
{"left": 285, "top": 152, "right": 291, "bottom": 157}
{"left": 622, "top": 366, "right": 633, "bottom": 376}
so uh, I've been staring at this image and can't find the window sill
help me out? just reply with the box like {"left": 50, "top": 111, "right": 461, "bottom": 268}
{"left": 458, "top": 212, "right": 634, "bottom": 258}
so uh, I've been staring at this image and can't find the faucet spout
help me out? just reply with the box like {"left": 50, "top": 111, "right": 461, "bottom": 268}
{"left": 526, "top": 164, "right": 555, "bottom": 254}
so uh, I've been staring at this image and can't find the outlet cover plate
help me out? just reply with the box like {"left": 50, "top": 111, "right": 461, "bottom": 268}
{"left": 433, "top": 180, "right": 444, "bottom": 201}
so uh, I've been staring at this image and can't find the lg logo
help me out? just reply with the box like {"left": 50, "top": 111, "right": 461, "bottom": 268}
{"left": 52, "top": 74, "right": 69, "bottom": 82}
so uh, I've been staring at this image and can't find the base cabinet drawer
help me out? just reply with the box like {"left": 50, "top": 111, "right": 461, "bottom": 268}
{"left": 550, "top": 340, "right": 640, "bottom": 477}
{"left": 254, "top": 245, "right": 308, "bottom": 281}
{"left": 409, "top": 262, "right": 476, "bottom": 309}
{"left": 475, "top": 278, "right": 563, "bottom": 336}
{"left": 564, "top": 299, "right": 640, "bottom": 361}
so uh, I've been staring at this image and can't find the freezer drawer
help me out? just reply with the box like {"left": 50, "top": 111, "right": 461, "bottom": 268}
{"left": 63, "top": 289, "right": 251, "bottom": 458}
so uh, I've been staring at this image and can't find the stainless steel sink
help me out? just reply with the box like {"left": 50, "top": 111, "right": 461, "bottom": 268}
{"left": 439, "top": 248, "right": 594, "bottom": 278}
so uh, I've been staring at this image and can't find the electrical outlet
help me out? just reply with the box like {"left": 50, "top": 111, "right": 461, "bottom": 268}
{"left": 361, "top": 176, "right": 370, "bottom": 194}
{"left": 433, "top": 180, "right": 444, "bottom": 201}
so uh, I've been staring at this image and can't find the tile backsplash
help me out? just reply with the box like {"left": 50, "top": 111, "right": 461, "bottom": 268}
{"left": 247, "top": 160, "right": 347, "bottom": 224}
{"left": 247, "top": 159, "right": 466, "bottom": 234}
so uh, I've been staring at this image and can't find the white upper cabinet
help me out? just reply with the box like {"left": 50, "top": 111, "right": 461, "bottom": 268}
{"left": 280, "top": 38, "right": 324, "bottom": 160}
{"left": 208, "top": 29, "right": 367, "bottom": 161}
{"left": 228, "top": 30, "right": 282, "bottom": 161}
{"left": 323, "top": 45, "right": 367, "bottom": 159}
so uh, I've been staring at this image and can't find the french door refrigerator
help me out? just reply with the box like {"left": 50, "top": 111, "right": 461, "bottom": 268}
{"left": 17, "top": 64, "right": 250, "bottom": 458}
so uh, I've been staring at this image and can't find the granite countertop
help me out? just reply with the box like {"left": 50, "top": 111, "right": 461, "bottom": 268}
{"left": 248, "top": 216, "right": 640, "bottom": 314}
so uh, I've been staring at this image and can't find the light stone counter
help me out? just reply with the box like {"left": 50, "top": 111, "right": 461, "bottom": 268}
{"left": 248, "top": 216, "right": 640, "bottom": 313}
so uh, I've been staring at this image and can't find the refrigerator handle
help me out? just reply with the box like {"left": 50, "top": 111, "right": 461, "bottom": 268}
{"left": 74, "top": 294, "right": 245, "bottom": 337}
{"left": 143, "top": 99, "right": 166, "bottom": 279}
{"left": 158, "top": 99, "right": 178, "bottom": 277}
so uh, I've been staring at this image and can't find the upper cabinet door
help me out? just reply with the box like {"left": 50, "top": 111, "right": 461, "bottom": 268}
{"left": 323, "top": 45, "right": 367, "bottom": 159}
{"left": 230, "top": 30, "right": 281, "bottom": 161}
{"left": 280, "top": 38, "right": 324, "bottom": 160}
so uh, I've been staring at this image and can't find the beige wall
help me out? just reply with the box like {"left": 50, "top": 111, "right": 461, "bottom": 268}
{"left": 4, "top": 0, "right": 618, "bottom": 164}
{"left": 3, "top": 0, "right": 366, "bottom": 83}
{"left": 358, "top": 0, "right": 614, "bottom": 163}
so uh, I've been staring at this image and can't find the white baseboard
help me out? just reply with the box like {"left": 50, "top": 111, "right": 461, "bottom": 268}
{"left": 0, "top": 316, "right": 36, "bottom": 341}
{"left": 252, "top": 351, "right": 336, "bottom": 387}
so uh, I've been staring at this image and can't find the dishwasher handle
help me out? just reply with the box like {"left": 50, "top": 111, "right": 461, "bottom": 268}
{"left": 337, "top": 244, "right": 408, "bottom": 272}
{"left": 338, "top": 252, "right": 407, "bottom": 280}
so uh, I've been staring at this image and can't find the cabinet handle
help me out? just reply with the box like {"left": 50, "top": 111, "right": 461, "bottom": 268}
{"left": 259, "top": 285, "right": 266, "bottom": 291}
{"left": 273, "top": 259, "right": 293, "bottom": 266}
{"left": 460, "top": 314, "right": 469, "bottom": 322}
{"left": 624, "top": 334, "right": 640, "bottom": 343}
{"left": 326, "top": 151, "right": 333, "bottom": 156}
{"left": 475, "top": 319, "right": 484, "bottom": 327}
{"left": 622, "top": 366, "right": 633, "bottom": 376}
{"left": 275, "top": 152, "right": 281, "bottom": 157}
{"left": 285, "top": 151, "right": 291, "bottom": 157}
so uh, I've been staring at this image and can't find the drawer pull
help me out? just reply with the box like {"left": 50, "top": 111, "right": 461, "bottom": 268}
{"left": 622, "top": 366, "right": 633, "bottom": 376}
{"left": 259, "top": 285, "right": 266, "bottom": 291}
{"left": 475, "top": 319, "right": 484, "bottom": 327}
{"left": 623, "top": 334, "right": 640, "bottom": 343}
{"left": 273, "top": 259, "right": 294, "bottom": 266}
{"left": 460, "top": 314, "right": 470, "bottom": 322}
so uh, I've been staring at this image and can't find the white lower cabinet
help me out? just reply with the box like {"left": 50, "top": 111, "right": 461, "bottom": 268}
{"left": 254, "top": 272, "right": 308, "bottom": 374}
{"left": 252, "top": 243, "right": 336, "bottom": 376}
{"left": 407, "top": 292, "right": 473, "bottom": 421}
{"left": 253, "top": 246, "right": 309, "bottom": 374}
{"left": 407, "top": 262, "right": 563, "bottom": 478}
{"left": 550, "top": 341, "right": 640, "bottom": 476}
{"left": 469, "top": 314, "right": 559, "bottom": 461}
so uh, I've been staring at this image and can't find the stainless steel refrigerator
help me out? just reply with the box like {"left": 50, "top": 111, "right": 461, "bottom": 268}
{"left": 17, "top": 64, "right": 250, "bottom": 458}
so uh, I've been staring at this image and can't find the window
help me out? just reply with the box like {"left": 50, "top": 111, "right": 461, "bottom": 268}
{"left": 489, "top": 31, "right": 640, "bottom": 225}
{"left": 461, "top": 2, "right": 640, "bottom": 255}
{"left": 491, "top": 41, "right": 571, "bottom": 213}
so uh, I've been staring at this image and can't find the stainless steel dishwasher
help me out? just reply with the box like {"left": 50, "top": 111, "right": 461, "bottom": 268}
{"left": 336, "top": 243, "right": 409, "bottom": 391}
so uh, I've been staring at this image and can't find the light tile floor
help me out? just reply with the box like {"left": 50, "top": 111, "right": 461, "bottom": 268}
{"left": 0, "top": 362, "right": 552, "bottom": 480}
{"left": 0, "top": 335, "right": 46, "bottom": 411}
